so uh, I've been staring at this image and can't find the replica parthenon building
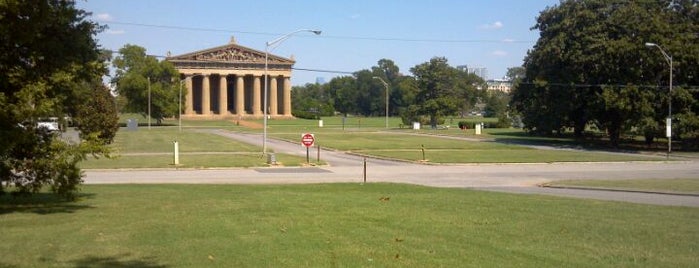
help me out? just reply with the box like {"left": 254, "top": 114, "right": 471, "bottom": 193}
{"left": 166, "top": 38, "right": 295, "bottom": 119}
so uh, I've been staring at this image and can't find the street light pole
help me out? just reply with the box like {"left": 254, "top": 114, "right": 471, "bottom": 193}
{"left": 645, "top": 42, "right": 673, "bottom": 158}
{"left": 147, "top": 77, "right": 151, "bottom": 130}
{"left": 263, "top": 29, "right": 321, "bottom": 155}
{"left": 372, "top": 77, "right": 390, "bottom": 129}
{"left": 179, "top": 79, "right": 183, "bottom": 132}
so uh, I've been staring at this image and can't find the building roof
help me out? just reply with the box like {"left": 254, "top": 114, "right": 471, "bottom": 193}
{"left": 166, "top": 39, "right": 295, "bottom": 70}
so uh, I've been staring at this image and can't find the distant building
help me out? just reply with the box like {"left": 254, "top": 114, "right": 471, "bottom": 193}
{"left": 456, "top": 65, "right": 488, "bottom": 80}
{"left": 486, "top": 79, "right": 512, "bottom": 93}
{"left": 166, "top": 37, "right": 295, "bottom": 119}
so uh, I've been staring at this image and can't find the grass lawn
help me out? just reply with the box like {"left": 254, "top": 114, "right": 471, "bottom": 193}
{"left": 109, "top": 115, "right": 667, "bottom": 164}
{"left": 1, "top": 184, "right": 697, "bottom": 267}
{"left": 548, "top": 178, "right": 699, "bottom": 194}
{"left": 80, "top": 128, "right": 311, "bottom": 169}
{"left": 271, "top": 132, "right": 659, "bottom": 163}
{"left": 80, "top": 153, "right": 308, "bottom": 169}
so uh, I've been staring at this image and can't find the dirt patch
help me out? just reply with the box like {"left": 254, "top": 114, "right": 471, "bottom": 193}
{"left": 234, "top": 120, "right": 264, "bottom": 129}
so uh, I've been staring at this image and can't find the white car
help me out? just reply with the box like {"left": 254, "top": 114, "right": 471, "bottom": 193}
{"left": 37, "top": 118, "right": 60, "bottom": 132}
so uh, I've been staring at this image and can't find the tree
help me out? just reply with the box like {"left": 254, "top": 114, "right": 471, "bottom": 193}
{"left": 327, "top": 76, "right": 358, "bottom": 116}
{"left": 512, "top": 0, "right": 698, "bottom": 147}
{"left": 409, "top": 57, "right": 461, "bottom": 128}
{"left": 505, "top": 66, "right": 526, "bottom": 81}
{"left": 484, "top": 90, "right": 510, "bottom": 118}
{"left": 0, "top": 0, "right": 111, "bottom": 199}
{"left": 454, "top": 70, "right": 485, "bottom": 117}
{"left": 75, "top": 82, "right": 120, "bottom": 144}
{"left": 112, "top": 44, "right": 180, "bottom": 124}
{"left": 291, "top": 83, "right": 334, "bottom": 119}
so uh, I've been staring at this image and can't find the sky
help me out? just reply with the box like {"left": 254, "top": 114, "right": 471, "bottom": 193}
{"left": 77, "top": 0, "right": 561, "bottom": 86}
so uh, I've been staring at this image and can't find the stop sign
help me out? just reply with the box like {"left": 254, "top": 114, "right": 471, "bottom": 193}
{"left": 301, "top": 133, "right": 315, "bottom": 147}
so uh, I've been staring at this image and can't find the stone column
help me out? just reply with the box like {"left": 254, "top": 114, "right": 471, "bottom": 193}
{"left": 202, "top": 75, "right": 210, "bottom": 115}
{"left": 252, "top": 75, "right": 261, "bottom": 116}
{"left": 185, "top": 75, "right": 194, "bottom": 115}
{"left": 269, "top": 76, "right": 278, "bottom": 116}
{"left": 219, "top": 75, "right": 228, "bottom": 115}
{"left": 235, "top": 75, "right": 244, "bottom": 115}
{"left": 283, "top": 77, "right": 292, "bottom": 116}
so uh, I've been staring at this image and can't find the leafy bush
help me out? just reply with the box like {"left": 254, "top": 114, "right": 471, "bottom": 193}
{"left": 293, "top": 110, "right": 320, "bottom": 120}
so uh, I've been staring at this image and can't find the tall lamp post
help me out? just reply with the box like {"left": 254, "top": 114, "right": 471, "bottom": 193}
{"left": 645, "top": 42, "right": 673, "bottom": 158}
{"left": 372, "top": 76, "right": 389, "bottom": 129}
{"left": 178, "top": 79, "right": 184, "bottom": 132}
{"left": 147, "top": 77, "right": 151, "bottom": 130}
{"left": 263, "top": 29, "right": 321, "bottom": 155}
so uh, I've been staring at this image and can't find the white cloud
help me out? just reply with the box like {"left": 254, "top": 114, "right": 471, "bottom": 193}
{"left": 106, "top": 29, "right": 125, "bottom": 35}
{"left": 501, "top": 38, "right": 515, "bottom": 43}
{"left": 492, "top": 50, "right": 507, "bottom": 57}
{"left": 481, "top": 21, "right": 504, "bottom": 30}
{"left": 349, "top": 13, "right": 361, "bottom": 20}
{"left": 95, "top": 13, "right": 113, "bottom": 21}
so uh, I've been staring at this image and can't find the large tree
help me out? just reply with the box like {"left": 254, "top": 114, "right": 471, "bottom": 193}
{"left": 291, "top": 83, "right": 334, "bottom": 119}
{"left": 326, "top": 76, "right": 359, "bottom": 116}
{"left": 512, "top": 0, "right": 698, "bottom": 147}
{"left": 112, "top": 44, "right": 180, "bottom": 124}
{"left": 409, "top": 57, "right": 461, "bottom": 128}
{"left": 0, "top": 0, "right": 112, "bottom": 199}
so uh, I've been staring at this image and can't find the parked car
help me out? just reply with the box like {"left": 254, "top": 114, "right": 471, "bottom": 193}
{"left": 37, "top": 117, "right": 60, "bottom": 132}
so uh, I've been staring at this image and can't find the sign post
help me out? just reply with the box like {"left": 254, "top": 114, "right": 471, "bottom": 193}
{"left": 301, "top": 133, "right": 315, "bottom": 163}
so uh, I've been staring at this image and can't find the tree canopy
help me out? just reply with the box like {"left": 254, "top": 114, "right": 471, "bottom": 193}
{"left": 112, "top": 44, "right": 181, "bottom": 124}
{"left": 291, "top": 58, "right": 487, "bottom": 127}
{"left": 511, "top": 0, "right": 698, "bottom": 147}
{"left": 0, "top": 0, "right": 113, "bottom": 199}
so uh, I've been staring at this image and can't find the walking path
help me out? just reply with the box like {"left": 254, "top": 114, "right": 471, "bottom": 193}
{"left": 84, "top": 129, "right": 699, "bottom": 207}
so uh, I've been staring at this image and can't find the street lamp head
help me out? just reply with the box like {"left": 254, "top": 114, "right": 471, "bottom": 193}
{"left": 645, "top": 42, "right": 657, "bottom": 47}
{"left": 311, "top": 30, "right": 322, "bottom": 35}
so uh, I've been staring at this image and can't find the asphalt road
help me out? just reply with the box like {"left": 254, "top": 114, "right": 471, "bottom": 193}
{"left": 84, "top": 129, "right": 699, "bottom": 207}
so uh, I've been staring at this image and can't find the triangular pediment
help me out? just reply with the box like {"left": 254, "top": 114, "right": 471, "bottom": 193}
{"left": 166, "top": 42, "right": 294, "bottom": 65}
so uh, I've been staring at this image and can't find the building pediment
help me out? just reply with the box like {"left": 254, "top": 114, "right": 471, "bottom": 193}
{"left": 166, "top": 41, "right": 294, "bottom": 68}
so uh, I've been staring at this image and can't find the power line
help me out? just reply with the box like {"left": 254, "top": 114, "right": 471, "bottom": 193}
{"left": 292, "top": 67, "right": 354, "bottom": 75}
{"left": 517, "top": 81, "right": 699, "bottom": 90}
{"left": 105, "top": 21, "right": 534, "bottom": 44}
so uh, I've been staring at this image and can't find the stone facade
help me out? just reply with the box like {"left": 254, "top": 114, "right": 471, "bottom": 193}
{"left": 166, "top": 39, "right": 294, "bottom": 119}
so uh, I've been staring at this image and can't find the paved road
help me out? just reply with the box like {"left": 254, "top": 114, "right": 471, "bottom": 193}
{"left": 84, "top": 130, "right": 699, "bottom": 207}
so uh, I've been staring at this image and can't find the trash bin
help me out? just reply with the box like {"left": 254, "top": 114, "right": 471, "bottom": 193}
{"left": 127, "top": 119, "right": 138, "bottom": 131}
{"left": 267, "top": 153, "right": 276, "bottom": 165}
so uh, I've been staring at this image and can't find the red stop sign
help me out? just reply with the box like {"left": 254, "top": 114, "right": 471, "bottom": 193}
{"left": 301, "top": 133, "right": 315, "bottom": 147}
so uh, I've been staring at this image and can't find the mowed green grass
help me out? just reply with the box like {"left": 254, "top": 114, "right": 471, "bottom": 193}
{"left": 271, "top": 132, "right": 658, "bottom": 163}
{"left": 1, "top": 184, "right": 697, "bottom": 267}
{"left": 549, "top": 178, "right": 699, "bottom": 194}
{"left": 80, "top": 128, "right": 310, "bottom": 168}
{"left": 110, "top": 116, "right": 663, "bottom": 165}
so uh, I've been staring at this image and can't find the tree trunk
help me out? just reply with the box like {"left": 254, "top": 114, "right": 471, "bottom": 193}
{"left": 608, "top": 120, "right": 621, "bottom": 148}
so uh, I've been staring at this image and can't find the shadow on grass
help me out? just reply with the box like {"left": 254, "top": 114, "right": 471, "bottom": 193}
{"left": 490, "top": 131, "right": 590, "bottom": 147}
{"left": 0, "top": 192, "right": 95, "bottom": 215}
{"left": 489, "top": 130, "right": 651, "bottom": 152}
{"left": 71, "top": 254, "right": 168, "bottom": 268}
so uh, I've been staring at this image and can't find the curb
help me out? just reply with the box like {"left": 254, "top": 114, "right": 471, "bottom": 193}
{"left": 539, "top": 184, "right": 699, "bottom": 197}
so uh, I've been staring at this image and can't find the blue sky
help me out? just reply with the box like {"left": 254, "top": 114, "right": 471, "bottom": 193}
{"left": 77, "top": 0, "right": 560, "bottom": 85}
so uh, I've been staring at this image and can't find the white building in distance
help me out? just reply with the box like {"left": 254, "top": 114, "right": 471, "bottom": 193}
{"left": 486, "top": 79, "right": 512, "bottom": 93}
